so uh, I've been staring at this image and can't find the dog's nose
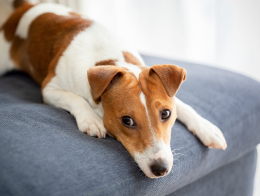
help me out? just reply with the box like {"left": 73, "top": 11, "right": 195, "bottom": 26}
{"left": 150, "top": 158, "right": 169, "bottom": 176}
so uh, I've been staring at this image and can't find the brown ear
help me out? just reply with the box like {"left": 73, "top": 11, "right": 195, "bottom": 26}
{"left": 87, "top": 66, "right": 124, "bottom": 101}
{"left": 150, "top": 64, "right": 186, "bottom": 97}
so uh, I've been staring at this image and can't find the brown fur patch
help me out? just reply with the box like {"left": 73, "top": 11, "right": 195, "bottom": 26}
{"left": 10, "top": 36, "right": 27, "bottom": 70}
{"left": 95, "top": 59, "right": 117, "bottom": 66}
{"left": 2, "top": 2, "right": 34, "bottom": 41}
{"left": 5, "top": 6, "right": 92, "bottom": 90}
{"left": 123, "top": 51, "right": 143, "bottom": 66}
{"left": 28, "top": 13, "right": 92, "bottom": 87}
{"left": 150, "top": 64, "right": 186, "bottom": 97}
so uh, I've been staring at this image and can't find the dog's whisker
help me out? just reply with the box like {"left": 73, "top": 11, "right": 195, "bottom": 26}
{"left": 171, "top": 147, "right": 185, "bottom": 153}
{"left": 172, "top": 152, "right": 186, "bottom": 157}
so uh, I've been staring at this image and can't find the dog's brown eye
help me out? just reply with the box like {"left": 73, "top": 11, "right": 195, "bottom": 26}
{"left": 161, "top": 109, "right": 171, "bottom": 120}
{"left": 121, "top": 116, "right": 136, "bottom": 127}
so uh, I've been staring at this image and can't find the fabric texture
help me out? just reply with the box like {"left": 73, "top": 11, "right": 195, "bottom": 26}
{"left": 0, "top": 55, "right": 260, "bottom": 196}
{"left": 167, "top": 149, "right": 257, "bottom": 196}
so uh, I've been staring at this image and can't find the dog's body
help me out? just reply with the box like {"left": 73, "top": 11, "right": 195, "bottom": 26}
{"left": 0, "top": 1, "right": 227, "bottom": 178}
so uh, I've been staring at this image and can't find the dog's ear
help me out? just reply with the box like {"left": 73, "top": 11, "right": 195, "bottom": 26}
{"left": 150, "top": 64, "right": 186, "bottom": 97}
{"left": 87, "top": 66, "right": 124, "bottom": 101}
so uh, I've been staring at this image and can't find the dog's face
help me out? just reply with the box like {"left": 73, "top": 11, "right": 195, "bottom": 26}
{"left": 88, "top": 64, "right": 186, "bottom": 178}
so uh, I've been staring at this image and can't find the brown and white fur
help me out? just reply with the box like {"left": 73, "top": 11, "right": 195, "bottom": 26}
{"left": 0, "top": 0, "right": 227, "bottom": 178}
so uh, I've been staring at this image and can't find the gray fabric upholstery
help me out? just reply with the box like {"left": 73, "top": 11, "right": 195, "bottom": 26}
{"left": 0, "top": 55, "right": 260, "bottom": 196}
{"left": 167, "top": 149, "right": 257, "bottom": 196}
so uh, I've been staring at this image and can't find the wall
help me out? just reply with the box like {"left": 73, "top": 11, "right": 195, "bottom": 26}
{"left": 77, "top": 0, "right": 260, "bottom": 81}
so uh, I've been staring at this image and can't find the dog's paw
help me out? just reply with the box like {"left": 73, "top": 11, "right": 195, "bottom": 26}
{"left": 76, "top": 114, "right": 107, "bottom": 139}
{"left": 188, "top": 117, "right": 227, "bottom": 150}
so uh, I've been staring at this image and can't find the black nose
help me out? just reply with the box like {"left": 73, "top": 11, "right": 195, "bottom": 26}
{"left": 150, "top": 158, "right": 169, "bottom": 176}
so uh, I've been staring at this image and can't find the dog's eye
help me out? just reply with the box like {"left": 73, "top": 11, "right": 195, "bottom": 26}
{"left": 161, "top": 109, "right": 171, "bottom": 120}
{"left": 121, "top": 116, "right": 136, "bottom": 127}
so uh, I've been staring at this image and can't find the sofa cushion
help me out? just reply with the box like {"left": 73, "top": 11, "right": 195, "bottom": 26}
{"left": 0, "top": 55, "right": 260, "bottom": 196}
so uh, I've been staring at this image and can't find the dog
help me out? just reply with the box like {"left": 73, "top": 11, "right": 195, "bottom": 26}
{"left": 0, "top": 0, "right": 227, "bottom": 179}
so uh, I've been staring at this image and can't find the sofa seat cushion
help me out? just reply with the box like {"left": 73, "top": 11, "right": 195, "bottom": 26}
{"left": 0, "top": 55, "right": 260, "bottom": 196}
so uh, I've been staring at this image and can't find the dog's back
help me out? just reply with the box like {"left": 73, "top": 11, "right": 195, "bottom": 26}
{"left": 0, "top": 1, "right": 144, "bottom": 84}
{"left": 0, "top": 1, "right": 91, "bottom": 84}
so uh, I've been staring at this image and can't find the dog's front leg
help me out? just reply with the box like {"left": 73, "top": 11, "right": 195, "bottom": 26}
{"left": 175, "top": 97, "right": 227, "bottom": 150}
{"left": 42, "top": 87, "right": 106, "bottom": 138}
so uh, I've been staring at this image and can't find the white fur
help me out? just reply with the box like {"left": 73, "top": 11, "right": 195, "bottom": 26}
{"left": 137, "top": 92, "right": 173, "bottom": 178}
{"left": 0, "top": 31, "right": 16, "bottom": 75}
{"left": 140, "top": 92, "right": 155, "bottom": 140}
{"left": 16, "top": 3, "right": 72, "bottom": 39}
{"left": 118, "top": 62, "right": 142, "bottom": 79}
{"left": 134, "top": 140, "right": 173, "bottom": 178}
{"left": 42, "top": 87, "right": 107, "bottom": 138}
{"left": 175, "top": 97, "right": 227, "bottom": 150}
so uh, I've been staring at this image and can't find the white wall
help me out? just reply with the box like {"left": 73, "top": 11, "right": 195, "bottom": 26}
{"left": 77, "top": 0, "right": 260, "bottom": 81}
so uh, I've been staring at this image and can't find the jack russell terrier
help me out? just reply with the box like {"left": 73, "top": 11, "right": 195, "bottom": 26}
{"left": 0, "top": 0, "right": 227, "bottom": 178}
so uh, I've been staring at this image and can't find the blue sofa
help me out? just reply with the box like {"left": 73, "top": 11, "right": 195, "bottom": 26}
{"left": 0, "top": 55, "right": 260, "bottom": 196}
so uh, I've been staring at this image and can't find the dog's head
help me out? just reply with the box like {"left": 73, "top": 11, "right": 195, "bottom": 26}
{"left": 88, "top": 64, "right": 186, "bottom": 178}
